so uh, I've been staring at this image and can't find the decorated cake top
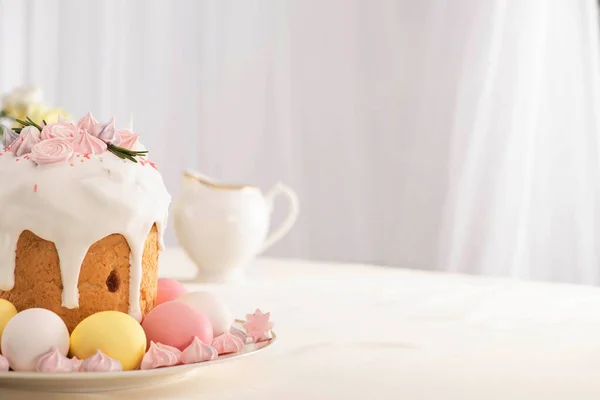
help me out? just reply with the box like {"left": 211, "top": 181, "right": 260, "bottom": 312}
{"left": 0, "top": 112, "right": 171, "bottom": 321}
{"left": 2, "top": 112, "right": 147, "bottom": 164}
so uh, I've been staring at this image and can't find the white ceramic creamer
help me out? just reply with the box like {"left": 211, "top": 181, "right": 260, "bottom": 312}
{"left": 173, "top": 171, "right": 299, "bottom": 282}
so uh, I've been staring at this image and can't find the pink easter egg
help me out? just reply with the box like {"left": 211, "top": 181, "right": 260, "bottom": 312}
{"left": 156, "top": 278, "right": 188, "bottom": 306}
{"left": 142, "top": 302, "right": 213, "bottom": 351}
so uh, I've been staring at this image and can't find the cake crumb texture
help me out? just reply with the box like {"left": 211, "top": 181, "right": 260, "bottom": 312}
{"left": 0, "top": 225, "right": 159, "bottom": 332}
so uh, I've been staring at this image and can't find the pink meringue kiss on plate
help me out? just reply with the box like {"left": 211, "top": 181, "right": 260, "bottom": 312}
{"left": 181, "top": 336, "right": 218, "bottom": 364}
{"left": 70, "top": 357, "right": 83, "bottom": 372}
{"left": 211, "top": 331, "right": 244, "bottom": 355}
{"left": 140, "top": 342, "right": 181, "bottom": 370}
{"left": 30, "top": 138, "right": 74, "bottom": 165}
{"left": 229, "top": 326, "right": 248, "bottom": 343}
{"left": 0, "top": 354, "right": 8, "bottom": 372}
{"left": 80, "top": 350, "right": 122, "bottom": 373}
{"left": 35, "top": 348, "right": 72, "bottom": 373}
{"left": 243, "top": 309, "right": 273, "bottom": 343}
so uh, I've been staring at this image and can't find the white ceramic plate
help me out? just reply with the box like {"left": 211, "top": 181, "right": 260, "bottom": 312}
{"left": 0, "top": 333, "right": 275, "bottom": 393}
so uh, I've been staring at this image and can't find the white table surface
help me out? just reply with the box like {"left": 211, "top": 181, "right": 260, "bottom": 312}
{"left": 3, "top": 248, "right": 600, "bottom": 399}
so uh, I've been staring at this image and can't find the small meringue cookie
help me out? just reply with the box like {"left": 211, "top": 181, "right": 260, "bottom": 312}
{"left": 0, "top": 354, "right": 9, "bottom": 372}
{"left": 229, "top": 326, "right": 247, "bottom": 343}
{"left": 117, "top": 129, "right": 141, "bottom": 150}
{"left": 35, "top": 347, "right": 72, "bottom": 373}
{"left": 70, "top": 356, "right": 83, "bottom": 372}
{"left": 92, "top": 116, "right": 121, "bottom": 145}
{"left": 11, "top": 126, "right": 41, "bottom": 156}
{"left": 77, "top": 112, "right": 98, "bottom": 132}
{"left": 2, "top": 128, "right": 19, "bottom": 148}
{"left": 140, "top": 341, "right": 180, "bottom": 370}
{"left": 181, "top": 336, "right": 218, "bottom": 364}
{"left": 155, "top": 342, "right": 182, "bottom": 359}
{"left": 80, "top": 350, "right": 122, "bottom": 372}
{"left": 211, "top": 331, "right": 244, "bottom": 355}
{"left": 71, "top": 130, "right": 107, "bottom": 155}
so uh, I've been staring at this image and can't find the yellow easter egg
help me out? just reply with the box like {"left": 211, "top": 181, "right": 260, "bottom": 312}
{"left": 0, "top": 299, "right": 17, "bottom": 345}
{"left": 70, "top": 311, "right": 146, "bottom": 371}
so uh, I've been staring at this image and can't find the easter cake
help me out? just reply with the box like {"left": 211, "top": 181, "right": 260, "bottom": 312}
{"left": 0, "top": 113, "right": 170, "bottom": 331}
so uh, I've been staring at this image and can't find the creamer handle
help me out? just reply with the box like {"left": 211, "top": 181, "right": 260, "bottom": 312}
{"left": 259, "top": 183, "right": 299, "bottom": 254}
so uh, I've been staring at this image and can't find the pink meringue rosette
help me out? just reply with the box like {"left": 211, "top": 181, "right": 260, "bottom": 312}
{"left": 71, "top": 130, "right": 107, "bottom": 155}
{"left": 181, "top": 336, "right": 218, "bottom": 364}
{"left": 41, "top": 121, "right": 80, "bottom": 141}
{"left": 80, "top": 350, "right": 122, "bottom": 373}
{"left": 30, "top": 138, "right": 74, "bottom": 165}
{"left": 36, "top": 348, "right": 72, "bottom": 373}
{"left": 140, "top": 341, "right": 181, "bottom": 370}
{"left": 211, "top": 331, "right": 244, "bottom": 355}
{"left": 0, "top": 354, "right": 9, "bottom": 372}
{"left": 11, "top": 126, "right": 41, "bottom": 156}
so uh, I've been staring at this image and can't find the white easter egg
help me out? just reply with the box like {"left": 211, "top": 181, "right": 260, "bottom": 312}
{"left": 1, "top": 308, "right": 69, "bottom": 371}
{"left": 176, "top": 291, "right": 232, "bottom": 336}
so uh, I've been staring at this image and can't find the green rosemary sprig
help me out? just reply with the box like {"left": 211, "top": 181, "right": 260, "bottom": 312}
{"left": 13, "top": 116, "right": 42, "bottom": 133}
{"left": 107, "top": 143, "right": 148, "bottom": 163}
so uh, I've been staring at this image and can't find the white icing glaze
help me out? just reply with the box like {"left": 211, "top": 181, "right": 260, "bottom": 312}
{"left": 0, "top": 151, "right": 170, "bottom": 321}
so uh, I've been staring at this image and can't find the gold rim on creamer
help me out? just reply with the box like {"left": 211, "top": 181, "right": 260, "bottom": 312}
{"left": 183, "top": 172, "right": 256, "bottom": 190}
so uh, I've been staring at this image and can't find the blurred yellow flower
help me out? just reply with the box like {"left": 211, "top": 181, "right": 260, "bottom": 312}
{"left": 1, "top": 87, "right": 70, "bottom": 129}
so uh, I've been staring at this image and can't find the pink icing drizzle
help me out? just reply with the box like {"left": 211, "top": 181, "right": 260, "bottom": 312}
{"left": 181, "top": 336, "right": 218, "bottom": 364}
{"left": 11, "top": 126, "right": 41, "bottom": 156}
{"left": 0, "top": 354, "right": 8, "bottom": 372}
{"left": 30, "top": 138, "right": 74, "bottom": 165}
{"left": 35, "top": 348, "right": 72, "bottom": 373}
{"left": 211, "top": 331, "right": 244, "bottom": 355}
{"left": 140, "top": 341, "right": 180, "bottom": 370}
{"left": 80, "top": 350, "right": 122, "bottom": 372}
{"left": 70, "top": 130, "right": 107, "bottom": 155}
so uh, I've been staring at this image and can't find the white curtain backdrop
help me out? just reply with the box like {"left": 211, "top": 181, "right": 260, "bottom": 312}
{"left": 1, "top": 0, "right": 599, "bottom": 284}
